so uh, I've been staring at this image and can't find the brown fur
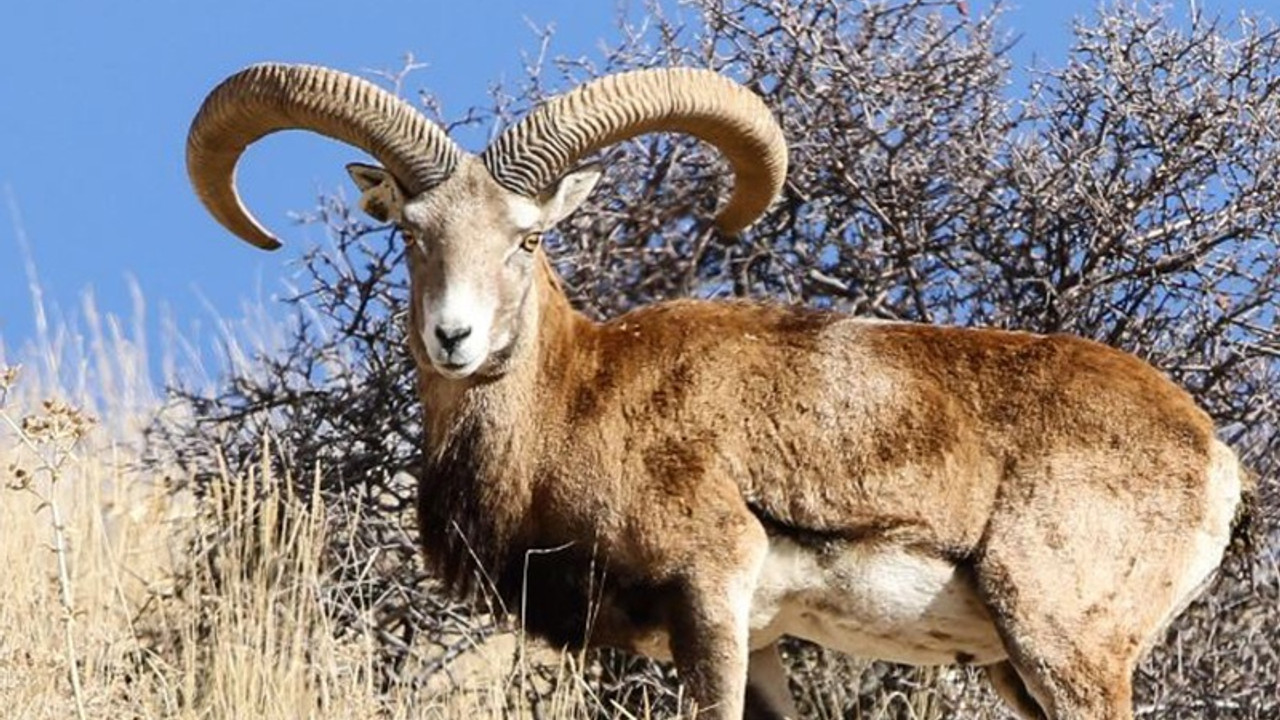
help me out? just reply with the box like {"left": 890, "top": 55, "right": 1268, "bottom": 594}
{"left": 411, "top": 254, "right": 1237, "bottom": 719}
{"left": 248, "top": 150, "right": 1236, "bottom": 720}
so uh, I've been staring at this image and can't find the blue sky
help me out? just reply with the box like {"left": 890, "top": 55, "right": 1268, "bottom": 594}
{"left": 0, "top": 0, "right": 1270, "bottom": 373}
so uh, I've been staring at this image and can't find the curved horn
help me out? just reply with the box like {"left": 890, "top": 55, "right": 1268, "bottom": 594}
{"left": 187, "top": 63, "right": 464, "bottom": 249}
{"left": 481, "top": 67, "right": 787, "bottom": 235}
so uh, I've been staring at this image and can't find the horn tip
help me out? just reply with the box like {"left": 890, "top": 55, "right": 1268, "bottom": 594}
{"left": 235, "top": 228, "right": 283, "bottom": 250}
{"left": 714, "top": 214, "right": 749, "bottom": 237}
{"left": 253, "top": 236, "right": 283, "bottom": 251}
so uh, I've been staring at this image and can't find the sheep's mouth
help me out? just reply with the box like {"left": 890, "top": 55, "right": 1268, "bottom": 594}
{"left": 434, "top": 358, "right": 483, "bottom": 380}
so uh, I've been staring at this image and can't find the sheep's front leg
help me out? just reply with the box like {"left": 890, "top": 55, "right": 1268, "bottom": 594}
{"left": 668, "top": 524, "right": 768, "bottom": 719}
{"left": 668, "top": 583, "right": 750, "bottom": 718}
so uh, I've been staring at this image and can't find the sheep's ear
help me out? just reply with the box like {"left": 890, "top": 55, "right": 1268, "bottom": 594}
{"left": 539, "top": 164, "right": 602, "bottom": 228}
{"left": 346, "top": 162, "right": 406, "bottom": 223}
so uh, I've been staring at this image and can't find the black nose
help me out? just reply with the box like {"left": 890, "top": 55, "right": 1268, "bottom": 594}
{"left": 434, "top": 324, "right": 472, "bottom": 353}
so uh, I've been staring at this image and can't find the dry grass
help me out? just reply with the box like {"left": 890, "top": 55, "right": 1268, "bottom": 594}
{"left": 0, "top": 294, "right": 640, "bottom": 720}
{"left": 0, "top": 332, "right": 180, "bottom": 719}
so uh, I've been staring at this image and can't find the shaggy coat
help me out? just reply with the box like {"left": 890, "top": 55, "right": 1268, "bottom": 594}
{"left": 413, "top": 257, "right": 1241, "bottom": 718}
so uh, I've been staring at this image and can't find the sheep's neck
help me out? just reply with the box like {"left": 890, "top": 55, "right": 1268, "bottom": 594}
{"left": 414, "top": 257, "right": 589, "bottom": 591}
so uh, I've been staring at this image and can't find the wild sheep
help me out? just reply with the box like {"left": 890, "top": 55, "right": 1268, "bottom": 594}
{"left": 187, "top": 63, "right": 1248, "bottom": 719}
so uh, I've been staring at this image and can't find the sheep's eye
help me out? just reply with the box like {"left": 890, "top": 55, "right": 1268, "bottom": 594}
{"left": 519, "top": 232, "right": 542, "bottom": 253}
{"left": 401, "top": 227, "right": 424, "bottom": 251}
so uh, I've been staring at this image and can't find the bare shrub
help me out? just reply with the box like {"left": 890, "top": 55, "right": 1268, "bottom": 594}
{"left": 152, "top": 0, "right": 1279, "bottom": 717}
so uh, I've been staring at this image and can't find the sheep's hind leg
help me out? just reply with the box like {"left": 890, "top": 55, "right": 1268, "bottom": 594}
{"left": 985, "top": 660, "right": 1047, "bottom": 720}
{"left": 744, "top": 643, "right": 799, "bottom": 719}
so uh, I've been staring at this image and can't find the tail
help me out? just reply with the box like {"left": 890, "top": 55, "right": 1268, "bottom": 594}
{"left": 1224, "top": 460, "right": 1261, "bottom": 578}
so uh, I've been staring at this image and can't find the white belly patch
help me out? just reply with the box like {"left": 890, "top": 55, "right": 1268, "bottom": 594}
{"left": 747, "top": 537, "right": 1007, "bottom": 666}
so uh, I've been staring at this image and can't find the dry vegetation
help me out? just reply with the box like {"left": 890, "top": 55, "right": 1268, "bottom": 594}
{"left": 0, "top": 336, "right": 630, "bottom": 718}
{"left": 2, "top": 1, "right": 1278, "bottom": 718}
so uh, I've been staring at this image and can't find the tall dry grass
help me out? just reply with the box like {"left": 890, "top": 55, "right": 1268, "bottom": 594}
{"left": 0, "top": 278, "right": 626, "bottom": 719}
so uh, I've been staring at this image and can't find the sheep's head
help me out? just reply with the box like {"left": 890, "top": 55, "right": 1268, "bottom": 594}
{"left": 345, "top": 159, "right": 601, "bottom": 378}
{"left": 186, "top": 64, "right": 786, "bottom": 380}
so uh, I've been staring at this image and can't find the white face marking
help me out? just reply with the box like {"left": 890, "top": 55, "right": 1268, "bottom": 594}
{"left": 421, "top": 284, "right": 495, "bottom": 379}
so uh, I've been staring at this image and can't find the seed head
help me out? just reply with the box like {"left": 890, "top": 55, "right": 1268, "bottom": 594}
{"left": 21, "top": 399, "right": 95, "bottom": 444}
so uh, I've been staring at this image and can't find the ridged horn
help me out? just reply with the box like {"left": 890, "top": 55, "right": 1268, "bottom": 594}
{"left": 187, "top": 63, "right": 464, "bottom": 250}
{"left": 481, "top": 68, "right": 787, "bottom": 236}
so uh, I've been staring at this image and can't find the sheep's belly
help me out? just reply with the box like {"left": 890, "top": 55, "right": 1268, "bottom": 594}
{"left": 749, "top": 537, "right": 1008, "bottom": 666}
